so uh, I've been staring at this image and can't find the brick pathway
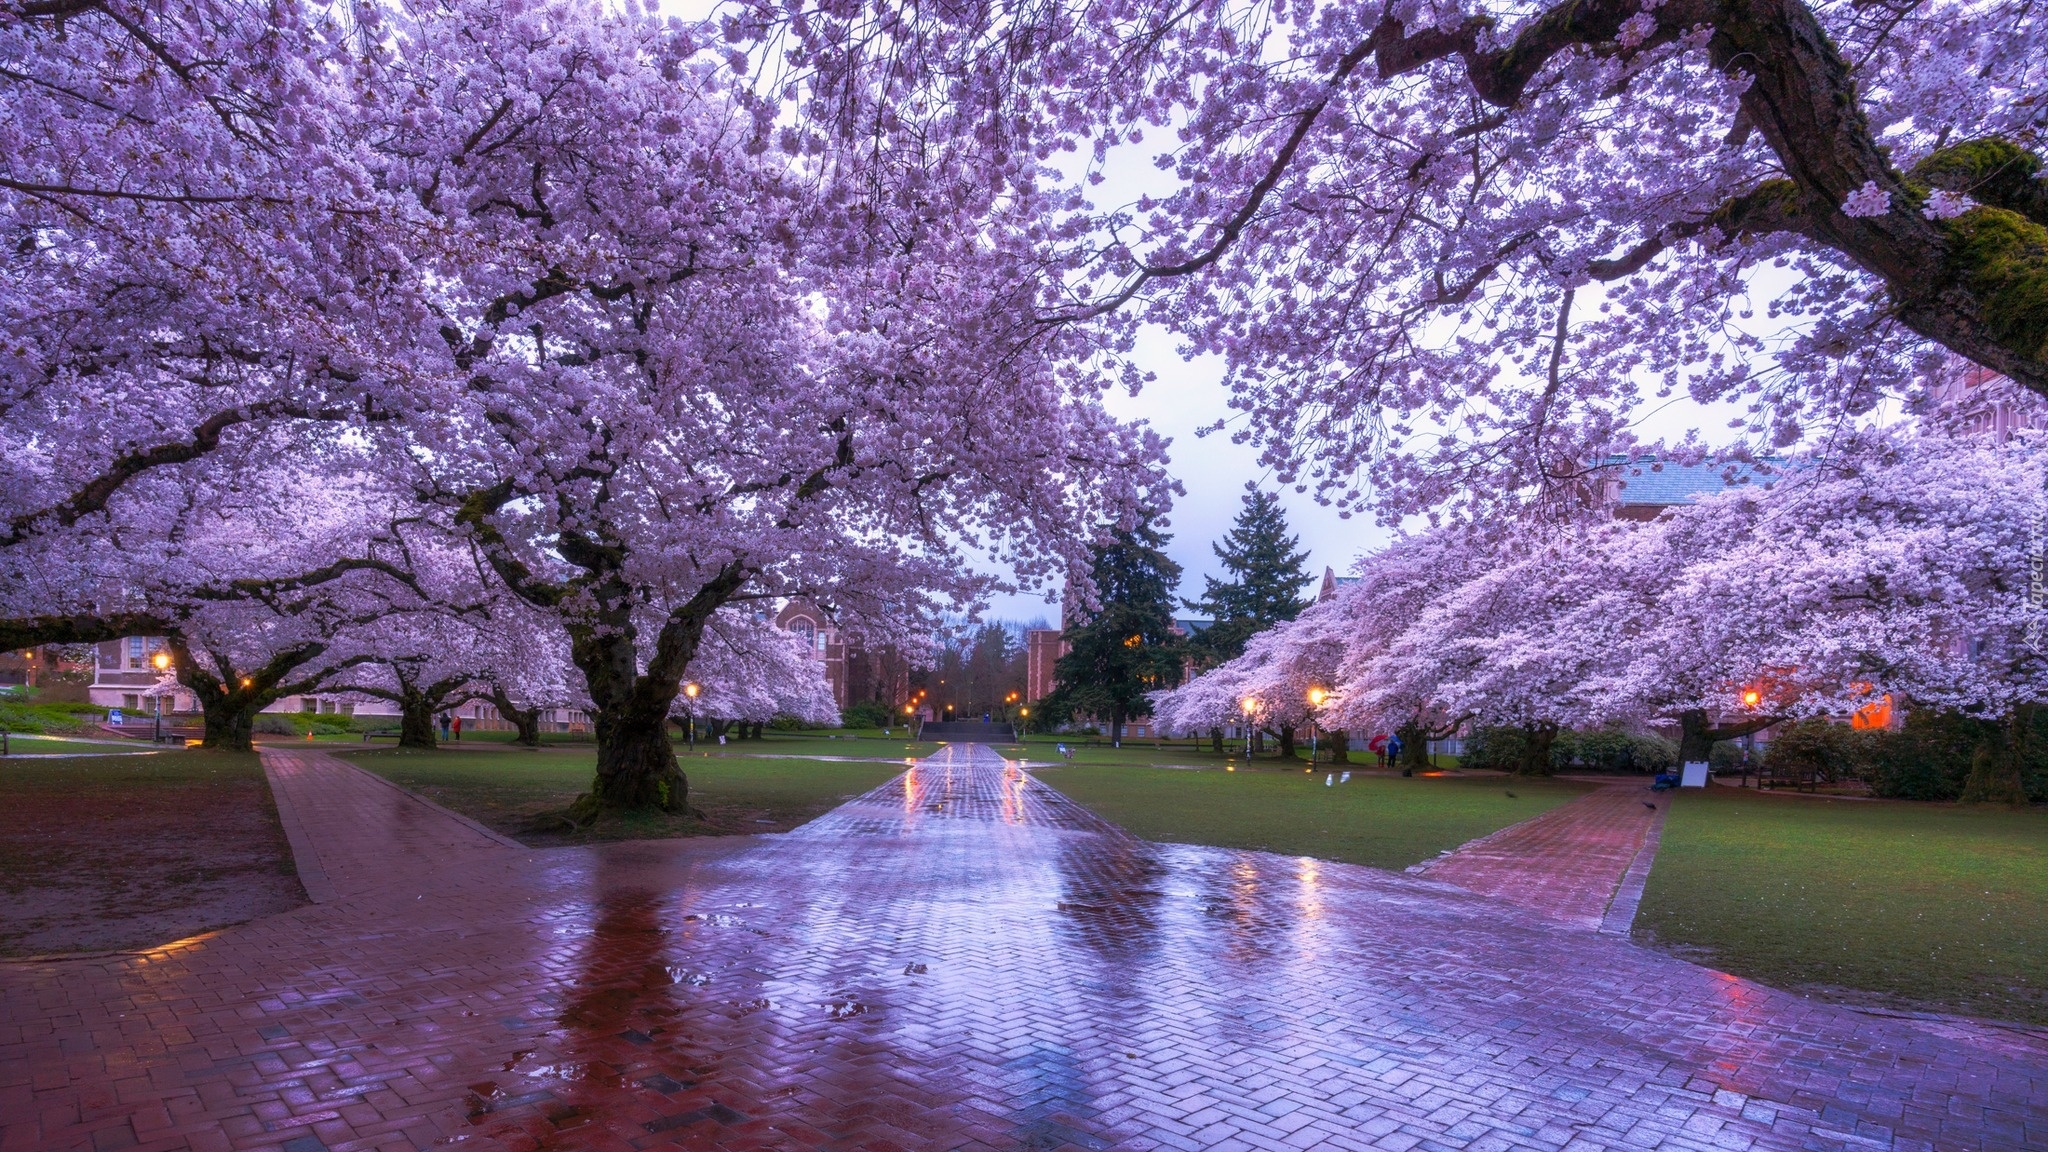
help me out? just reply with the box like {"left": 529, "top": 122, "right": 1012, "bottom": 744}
{"left": 1414, "top": 783, "right": 1670, "bottom": 931}
{"left": 260, "top": 749, "right": 523, "bottom": 903}
{"left": 1, "top": 744, "right": 2042, "bottom": 1152}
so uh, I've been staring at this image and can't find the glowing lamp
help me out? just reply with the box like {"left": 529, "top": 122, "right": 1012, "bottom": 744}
{"left": 151, "top": 651, "right": 171, "bottom": 672}
{"left": 1741, "top": 689, "right": 1760, "bottom": 708}
{"left": 1307, "top": 686, "right": 1328, "bottom": 707}
{"left": 684, "top": 681, "right": 700, "bottom": 699}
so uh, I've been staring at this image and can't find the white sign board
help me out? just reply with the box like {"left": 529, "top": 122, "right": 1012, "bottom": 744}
{"left": 1680, "top": 760, "right": 1709, "bottom": 788}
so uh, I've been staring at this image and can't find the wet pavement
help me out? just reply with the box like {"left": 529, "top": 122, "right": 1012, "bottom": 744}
{"left": 1, "top": 744, "right": 2044, "bottom": 1151}
{"left": 1413, "top": 783, "right": 1669, "bottom": 932}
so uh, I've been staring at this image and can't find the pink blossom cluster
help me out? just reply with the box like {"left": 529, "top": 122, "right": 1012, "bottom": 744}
{"left": 1153, "top": 428, "right": 2048, "bottom": 736}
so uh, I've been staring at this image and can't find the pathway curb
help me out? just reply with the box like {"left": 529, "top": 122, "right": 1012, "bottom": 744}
{"left": 1598, "top": 795, "right": 1669, "bottom": 935}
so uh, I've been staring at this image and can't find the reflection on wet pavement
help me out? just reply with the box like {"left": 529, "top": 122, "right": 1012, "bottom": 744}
{"left": 1, "top": 742, "right": 2042, "bottom": 1151}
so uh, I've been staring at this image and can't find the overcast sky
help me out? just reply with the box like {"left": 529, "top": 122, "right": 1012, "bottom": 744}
{"left": 979, "top": 323, "right": 1390, "bottom": 625}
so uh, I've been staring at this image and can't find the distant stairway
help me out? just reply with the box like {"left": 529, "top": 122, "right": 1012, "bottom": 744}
{"left": 917, "top": 720, "right": 1017, "bottom": 742}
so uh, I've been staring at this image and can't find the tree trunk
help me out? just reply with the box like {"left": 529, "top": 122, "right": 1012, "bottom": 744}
{"left": 709, "top": 718, "right": 732, "bottom": 741}
{"left": 1110, "top": 706, "right": 1125, "bottom": 747}
{"left": 199, "top": 699, "right": 260, "bottom": 751}
{"left": 1396, "top": 722, "right": 1430, "bottom": 772}
{"left": 1515, "top": 723, "right": 1560, "bottom": 777}
{"left": 1961, "top": 704, "right": 2032, "bottom": 805}
{"left": 1328, "top": 728, "right": 1349, "bottom": 764}
{"left": 568, "top": 627, "right": 690, "bottom": 817}
{"left": 399, "top": 691, "right": 438, "bottom": 750}
{"left": 1275, "top": 725, "right": 1296, "bottom": 758}
{"left": 490, "top": 685, "right": 542, "bottom": 748}
{"left": 585, "top": 723, "right": 686, "bottom": 812}
{"left": 1210, "top": 726, "right": 1224, "bottom": 754}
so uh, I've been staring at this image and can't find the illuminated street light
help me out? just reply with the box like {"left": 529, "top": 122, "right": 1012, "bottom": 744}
{"left": 1305, "top": 686, "right": 1328, "bottom": 763}
{"left": 683, "top": 681, "right": 701, "bottom": 749}
{"left": 150, "top": 650, "right": 173, "bottom": 744}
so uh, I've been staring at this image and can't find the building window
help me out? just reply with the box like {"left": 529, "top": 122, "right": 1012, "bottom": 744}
{"left": 302, "top": 697, "right": 318, "bottom": 713}
{"left": 127, "top": 637, "right": 145, "bottom": 668}
{"left": 122, "top": 693, "right": 140, "bottom": 711}
{"left": 340, "top": 702, "right": 355, "bottom": 717}
{"left": 791, "top": 618, "right": 816, "bottom": 648}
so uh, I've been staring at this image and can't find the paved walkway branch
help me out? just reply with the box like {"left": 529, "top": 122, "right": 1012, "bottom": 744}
{"left": 1413, "top": 781, "right": 1670, "bottom": 931}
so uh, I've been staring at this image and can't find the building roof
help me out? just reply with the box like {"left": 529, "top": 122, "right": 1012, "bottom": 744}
{"left": 1175, "top": 617, "right": 1214, "bottom": 635}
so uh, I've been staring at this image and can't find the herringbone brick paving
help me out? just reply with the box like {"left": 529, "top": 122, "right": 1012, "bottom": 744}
{"left": 0, "top": 744, "right": 2041, "bottom": 1152}
{"left": 1414, "top": 783, "right": 1669, "bottom": 930}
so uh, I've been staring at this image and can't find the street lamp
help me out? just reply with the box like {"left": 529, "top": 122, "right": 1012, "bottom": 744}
{"left": 1306, "top": 686, "right": 1328, "bottom": 765}
{"left": 151, "top": 650, "right": 172, "bottom": 744}
{"left": 1239, "top": 697, "right": 1258, "bottom": 758}
{"left": 683, "top": 681, "right": 701, "bottom": 750}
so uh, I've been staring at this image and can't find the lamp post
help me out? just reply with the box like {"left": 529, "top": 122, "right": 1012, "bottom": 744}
{"left": 1240, "top": 697, "right": 1258, "bottom": 758}
{"left": 683, "top": 681, "right": 700, "bottom": 750}
{"left": 1016, "top": 706, "right": 1029, "bottom": 743}
{"left": 1306, "top": 687, "right": 1328, "bottom": 765}
{"left": 151, "top": 650, "right": 173, "bottom": 743}
{"left": 1740, "top": 686, "right": 1762, "bottom": 788}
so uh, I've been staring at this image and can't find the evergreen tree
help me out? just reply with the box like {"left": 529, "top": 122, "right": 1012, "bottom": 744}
{"left": 1187, "top": 490, "right": 1312, "bottom": 667}
{"left": 1046, "top": 519, "right": 1184, "bottom": 745}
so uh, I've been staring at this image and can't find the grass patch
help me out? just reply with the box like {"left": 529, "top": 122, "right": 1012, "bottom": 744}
{"left": 0, "top": 735, "right": 151, "bottom": 755}
{"left": 0, "top": 751, "right": 303, "bottom": 955}
{"left": 1028, "top": 761, "right": 1591, "bottom": 870}
{"left": 0, "top": 697, "right": 106, "bottom": 735}
{"left": 1638, "top": 788, "right": 2048, "bottom": 1024}
{"left": 343, "top": 745, "right": 911, "bottom": 844}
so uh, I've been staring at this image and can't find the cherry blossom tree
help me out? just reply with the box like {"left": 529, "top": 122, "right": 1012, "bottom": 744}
{"left": 1, "top": 0, "right": 434, "bottom": 622}
{"left": 347, "top": 0, "right": 1166, "bottom": 815}
{"left": 1154, "top": 598, "right": 1353, "bottom": 757}
{"left": 673, "top": 610, "right": 840, "bottom": 737}
{"left": 750, "top": 0, "right": 2048, "bottom": 521}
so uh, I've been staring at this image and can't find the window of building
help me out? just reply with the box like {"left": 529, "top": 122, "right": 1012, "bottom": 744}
{"left": 791, "top": 618, "right": 816, "bottom": 647}
{"left": 302, "top": 697, "right": 318, "bottom": 713}
{"left": 340, "top": 702, "right": 355, "bottom": 717}
{"left": 122, "top": 693, "right": 140, "bottom": 710}
{"left": 127, "top": 637, "right": 145, "bottom": 668}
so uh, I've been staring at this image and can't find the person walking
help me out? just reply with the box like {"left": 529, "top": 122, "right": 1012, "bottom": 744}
{"left": 438, "top": 712, "right": 451, "bottom": 741}
{"left": 452, "top": 715, "right": 462, "bottom": 741}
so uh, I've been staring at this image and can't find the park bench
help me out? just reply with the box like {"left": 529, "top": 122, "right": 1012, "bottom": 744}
{"left": 362, "top": 729, "right": 402, "bottom": 742}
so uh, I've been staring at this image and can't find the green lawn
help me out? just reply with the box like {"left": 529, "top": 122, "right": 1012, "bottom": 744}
{"left": 1029, "top": 761, "right": 1591, "bottom": 870}
{"left": 0, "top": 735, "right": 153, "bottom": 755}
{"left": 342, "top": 745, "right": 910, "bottom": 844}
{"left": 1637, "top": 788, "right": 2048, "bottom": 1024}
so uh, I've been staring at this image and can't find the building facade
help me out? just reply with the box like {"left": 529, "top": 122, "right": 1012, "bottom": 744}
{"left": 772, "top": 601, "right": 909, "bottom": 712}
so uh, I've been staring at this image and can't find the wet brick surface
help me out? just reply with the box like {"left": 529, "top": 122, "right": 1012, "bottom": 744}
{"left": 1416, "top": 783, "right": 1668, "bottom": 931}
{"left": 0, "top": 744, "right": 2042, "bottom": 1151}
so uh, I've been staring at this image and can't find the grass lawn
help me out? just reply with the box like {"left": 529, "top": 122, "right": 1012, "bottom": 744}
{"left": 0, "top": 734, "right": 154, "bottom": 755}
{"left": 342, "top": 744, "right": 912, "bottom": 844}
{"left": 1637, "top": 787, "right": 2048, "bottom": 1025}
{"left": 1028, "top": 760, "right": 1592, "bottom": 870}
{"left": 0, "top": 751, "right": 303, "bottom": 955}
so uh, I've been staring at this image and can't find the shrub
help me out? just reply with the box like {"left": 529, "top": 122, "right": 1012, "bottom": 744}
{"left": 1763, "top": 717, "right": 1874, "bottom": 785}
{"left": 1569, "top": 726, "right": 1679, "bottom": 774}
{"left": 840, "top": 700, "right": 894, "bottom": 730}
{"left": 1460, "top": 726, "right": 1526, "bottom": 772}
{"left": 252, "top": 716, "right": 296, "bottom": 735}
